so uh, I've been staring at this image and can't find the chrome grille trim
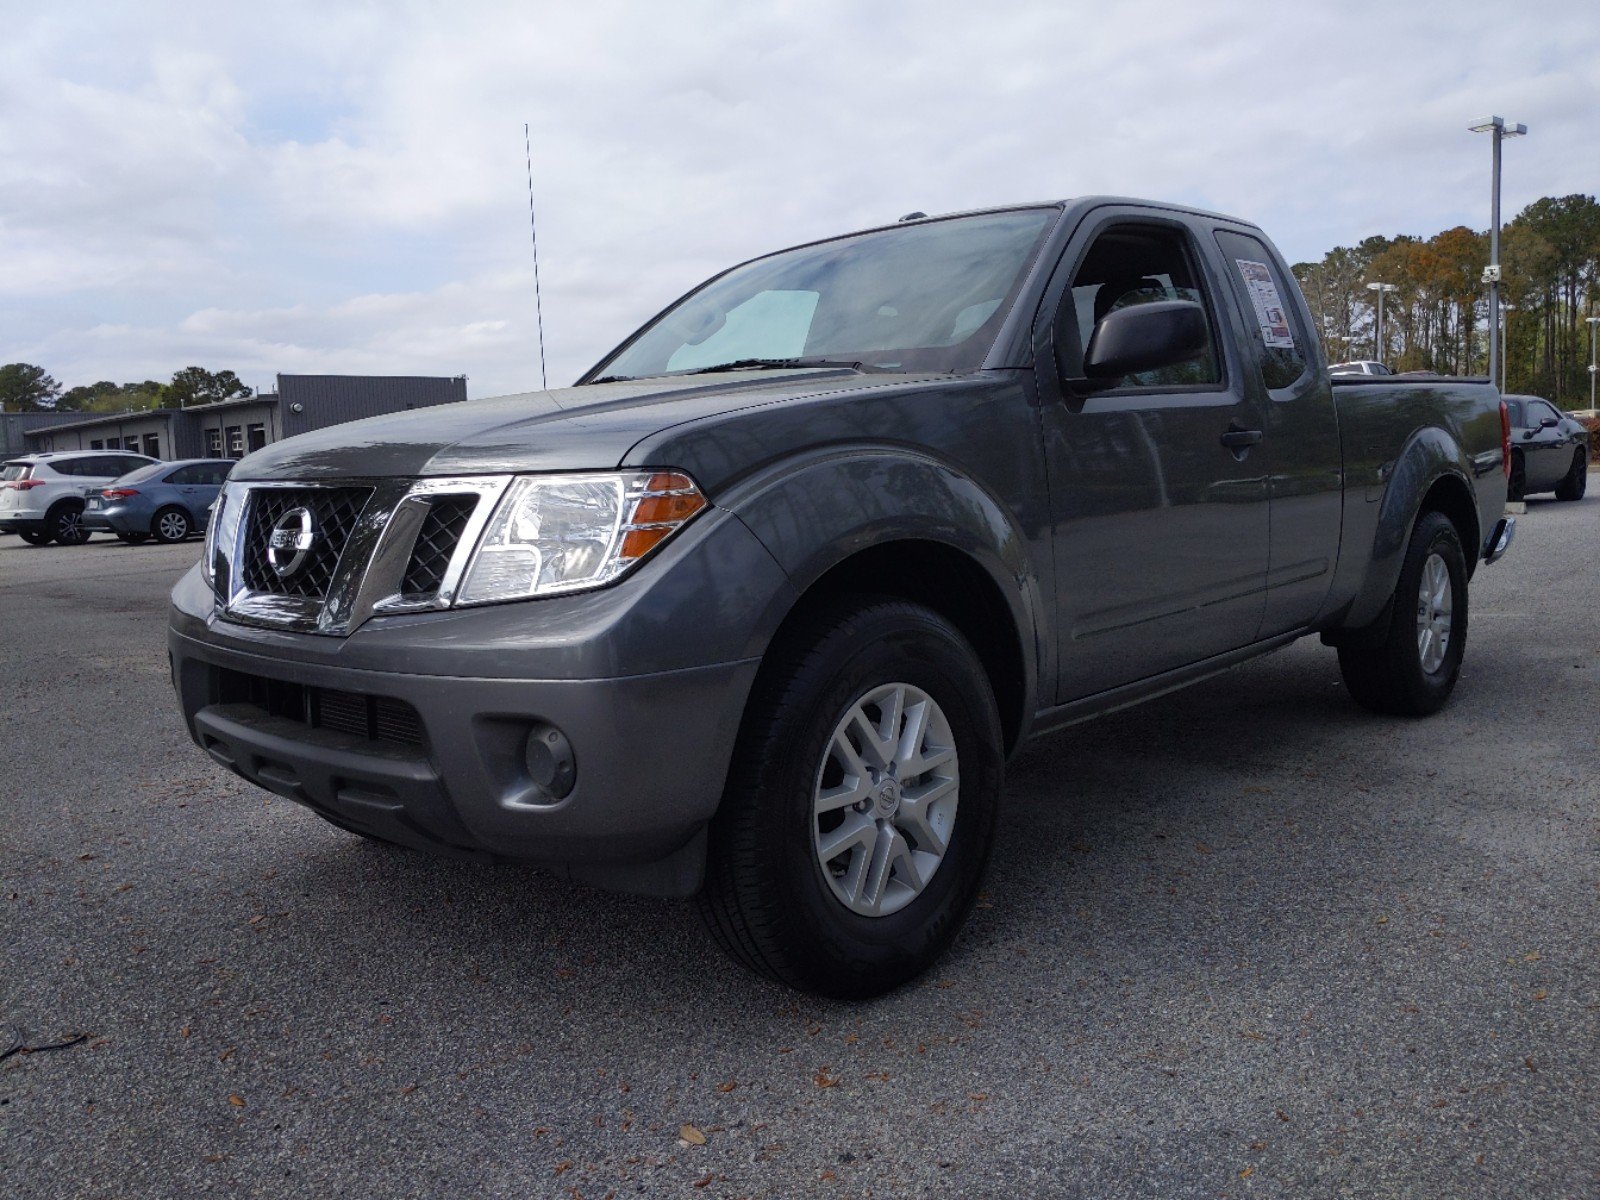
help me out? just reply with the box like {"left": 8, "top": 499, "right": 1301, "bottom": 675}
{"left": 214, "top": 476, "right": 512, "bottom": 636}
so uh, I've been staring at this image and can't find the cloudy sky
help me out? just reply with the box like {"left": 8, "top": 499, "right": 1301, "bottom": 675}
{"left": 3, "top": 0, "right": 1595, "bottom": 399}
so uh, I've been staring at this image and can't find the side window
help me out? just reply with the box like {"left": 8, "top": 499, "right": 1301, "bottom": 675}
{"left": 1063, "top": 225, "right": 1221, "bottom": 389}
{"left": 1532, "top": 400, "right": 1560, "bottom": 425}
{"left": 168, "top": 465, "right": 199, "bottom": 485}
{"left": 1214, "top": 229, "right": 1311, "bottom": 391}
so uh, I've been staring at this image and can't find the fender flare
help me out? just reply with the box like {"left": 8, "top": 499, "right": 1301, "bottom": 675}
{"left": 722, "top": 445, "right": 1047, "bottom": 737}
{"left": 1341, "top": 426, "right": 1479, "bottom": 632}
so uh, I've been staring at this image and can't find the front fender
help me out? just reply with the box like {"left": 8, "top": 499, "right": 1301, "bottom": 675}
{"left": 1342, "top": 426, "right": 1477, "bottom": 631}
{"left": 721, "top": 445, "right": 1047, "bottom": 729}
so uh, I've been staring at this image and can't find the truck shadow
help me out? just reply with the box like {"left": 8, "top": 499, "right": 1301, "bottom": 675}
{"left": 269, "top": 637, "right": 1439, "bottom": 1018}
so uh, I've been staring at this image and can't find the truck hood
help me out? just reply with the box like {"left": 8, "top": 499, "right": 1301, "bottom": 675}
{"left": 230, "top": 369, "right": 919, "bottom": 484}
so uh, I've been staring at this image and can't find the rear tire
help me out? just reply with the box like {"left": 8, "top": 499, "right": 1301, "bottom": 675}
{"left": 1337, "top": 510, "right": 1467, "bottom": 716}
{"left": 1507, "top": 451, "right": 1526, "bottom": 502}
{"left": 152, "top": 506, "right": 192, "bottom": 543}
{"left": 1553, "top": 448, "right": 1587, "bottom": 501}
{"left": 697, "top": 597, "right": 1003, "bottom": 999}
{"left": 18, "top": 529, "right": 52, "bottom": 546}
{"left": 47, "top": 503, "right": 91, "bottom": 545}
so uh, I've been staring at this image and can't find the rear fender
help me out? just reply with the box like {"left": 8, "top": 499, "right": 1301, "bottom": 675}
{"left": 1339, "top": 426, "right": 1477, "bottom": 633}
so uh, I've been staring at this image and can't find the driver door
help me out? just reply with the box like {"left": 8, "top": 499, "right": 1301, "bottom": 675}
{"left": 1035, "top": 214, "right": 1271, "bottom": 703}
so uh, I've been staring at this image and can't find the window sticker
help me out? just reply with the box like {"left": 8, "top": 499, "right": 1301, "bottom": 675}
{"left": 1234, "top": 259, "right": 1295, "bottom": 349}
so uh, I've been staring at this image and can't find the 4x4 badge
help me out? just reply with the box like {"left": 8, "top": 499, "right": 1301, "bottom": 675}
{"left": 267, "top": 507, "right": 317, "bottom": 578}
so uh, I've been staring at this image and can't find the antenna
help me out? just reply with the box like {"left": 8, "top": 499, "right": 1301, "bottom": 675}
{"left": 524, "top": 122, "right": 549, "bottom": 391}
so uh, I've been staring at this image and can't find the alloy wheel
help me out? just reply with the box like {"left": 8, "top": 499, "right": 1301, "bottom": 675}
{"left": 812, "top": 682, "right": 959, "bottom": 917}
{"left": 1415, "top": 552, "right": 1453, "bottom": 675}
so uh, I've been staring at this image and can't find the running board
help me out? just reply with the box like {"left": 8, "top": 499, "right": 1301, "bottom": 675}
{"left": 1024, "top": 629, "right": 1310, "bottom": 744}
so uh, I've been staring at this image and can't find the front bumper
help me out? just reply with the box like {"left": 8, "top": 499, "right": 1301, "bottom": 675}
{"left": 167, "top": 507, "right": 794, "bottom": 895}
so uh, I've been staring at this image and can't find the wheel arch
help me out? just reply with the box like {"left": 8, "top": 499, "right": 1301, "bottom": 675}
{"left": 725, "top": 449, "right": 1046, "bottom": 755}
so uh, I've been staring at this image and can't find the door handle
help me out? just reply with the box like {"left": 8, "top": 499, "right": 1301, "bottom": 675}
{"left": 1219, "top": 426, "right": 1263, "bottom": 450}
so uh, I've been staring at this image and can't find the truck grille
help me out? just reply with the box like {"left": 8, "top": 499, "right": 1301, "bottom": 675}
{"left": 240, "top": 487, "right": 373, "bottom": 600}
{"left": 213, "top": 667, "right": 427, "bottom": 749}
{"left": 401, "top": 494, "right": 480, "bottom": 599}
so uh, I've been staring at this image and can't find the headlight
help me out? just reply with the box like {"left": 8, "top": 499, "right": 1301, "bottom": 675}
{"left": 456, "top": 470, "right": 706, "bottom": 605}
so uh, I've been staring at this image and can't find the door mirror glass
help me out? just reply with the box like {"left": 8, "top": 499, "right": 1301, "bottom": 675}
{"left": 1083, "top": 300, "right": 1210, "bottom": 384}
{"left": 1539, "top": 416, "right": 1560, "bottom": 429}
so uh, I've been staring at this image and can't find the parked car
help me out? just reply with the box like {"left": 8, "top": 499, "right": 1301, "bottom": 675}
{"left": 1328, "top": 360, "right": 1394, "bottom": 376}
{"left": 169, "top": 197, "right": 1513, "bottom": 998}
{"left": 82, "top": 458, "right": 235, "bottom": 544}
{"left": 1503, "top": 394, "right": 1589, "bottom": 501}
{"left": 0, "top": 450, "right": 159, "bottom": 545}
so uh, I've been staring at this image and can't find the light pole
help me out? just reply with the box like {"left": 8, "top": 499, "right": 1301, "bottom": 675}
{"left": 1587, "top": 314, "right": 1599, "bottom": 413}
{"left": 1501, "top": 302, "right": 1515, "bottom": 392}
{"left": 1367, "top": 282, "right": 1397, "bottom": 365}
{"left": 1470, "top": 116, "right": 1527, "bottom": 388}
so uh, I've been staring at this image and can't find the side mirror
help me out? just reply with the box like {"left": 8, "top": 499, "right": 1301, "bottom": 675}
{"left": 1081, "top": 301, "right": 1209, "bottom": 386}
{"left": 1539, "top": 416, "right": 1560, "bottom": 429}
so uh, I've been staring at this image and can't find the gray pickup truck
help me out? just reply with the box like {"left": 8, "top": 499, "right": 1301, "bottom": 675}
{"left": 169, "top": 197, "right": 1514, "bottom": 998}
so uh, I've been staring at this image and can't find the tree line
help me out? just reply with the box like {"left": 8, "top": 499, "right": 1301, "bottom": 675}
{"left": 0, "top": 364, "right": 253, "bottom": 414}
{"left": 1291, "top": 194, "right": 1600, "bottom": 404}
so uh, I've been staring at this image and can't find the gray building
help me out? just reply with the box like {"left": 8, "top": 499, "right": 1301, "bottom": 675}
{"left": 1, "top": 411, "right": 94, "bottom": 458}
{"left": 18, "top": 374, "right": 468, "bottom": 461}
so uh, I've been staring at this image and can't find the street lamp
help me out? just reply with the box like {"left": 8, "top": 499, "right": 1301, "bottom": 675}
{"left": 1501, "top": 302, "right": 1515, "bottom": 392}
{"left": 1470, "top": 115, "right": 1527, "bottom": 387}
{"left": 1367, "top": 282, "right": 1397, "bottom": 365}
{"left": 1587, "top": 315, "right": 1599, "bottom": 413}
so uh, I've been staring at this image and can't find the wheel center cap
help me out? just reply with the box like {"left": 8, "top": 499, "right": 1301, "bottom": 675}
{"left": 875, "top": 779, "right": 901, "bottom": 816}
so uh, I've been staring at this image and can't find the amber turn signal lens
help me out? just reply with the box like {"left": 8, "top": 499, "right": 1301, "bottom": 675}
{"left": 619, "top": 526, "right": 675, "bottom": 560}
{"left": 631, "top": 492, "right": 704, "bottom": 525}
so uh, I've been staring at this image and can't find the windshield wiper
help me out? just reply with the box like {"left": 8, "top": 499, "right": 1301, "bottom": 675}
{"left": 678, "top": 357, "right": 877, "bottom": 376}
{"left": 585, "top": 374, "right": 636, "bottom": 384}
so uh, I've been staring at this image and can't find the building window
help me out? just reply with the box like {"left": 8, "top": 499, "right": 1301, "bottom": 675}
{"left": 125, "top": 437, "right": 141, "bottom": 451}
{"left": 143, "top": 433, "right": 161, "bottom": 458}
{"left": 90, "top": 439, "right": 103, "bottom": 450}
{"left": 205, "top": 428, "right": 222, "bottom": 457}
{"left": 247, "top": 423, "right": 267, "bottom": 451}
{"left": 226, "top": 426, "right": 244, "bottom": 458}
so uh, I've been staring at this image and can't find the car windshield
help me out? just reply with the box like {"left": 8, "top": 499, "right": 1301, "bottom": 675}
{"left": 2, "top": 462, "right": 33, "bottom": 480}
{"left": 589, "top": 208, "right": 1057, "bottom": 380}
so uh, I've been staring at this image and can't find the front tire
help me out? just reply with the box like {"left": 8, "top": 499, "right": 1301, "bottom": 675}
{"left": 698, "top": 597, "right": 1003, "bottom": 999}
{"left": 152, "top": 506, "right": 192, "bottom": 543}
{"left": 1337, "top": 511, "right": 1468, "bottom": 716}
{"left": 1553, "top": 448, "right": 1587, "bottom": 501}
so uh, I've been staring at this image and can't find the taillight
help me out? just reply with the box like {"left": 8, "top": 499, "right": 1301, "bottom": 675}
{"left": 3, "top": 479, "right": 46, "bottom": 490}
{"left": 1500, "top": 400, "right": 1512, "bottom": 480}
{"left": 101, "top": 488, "right": 139, "bottom": 499}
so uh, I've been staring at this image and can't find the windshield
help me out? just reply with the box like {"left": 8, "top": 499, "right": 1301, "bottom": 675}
{"left": 589, "top": 208, "right": 1057, "bottom": 381}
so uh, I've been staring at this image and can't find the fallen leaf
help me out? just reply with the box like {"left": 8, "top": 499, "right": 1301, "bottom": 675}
{"left": 1523, "top": 950, "right": 1541, "bottom": 962}
{"left": 680, "top": 1124, "right": 707, "bottom": 1146}
{"left": 715, "top": 1080, "right": 736, "bottom": 1093}
{"left": 693, "top": 1174, "right": 714, "bottom": 1188}
{"left": 553, "top": 1160, "right": 573, "bottom": 1175}
{"left": 1194, "top": 842, "right": 1212, "bottom": 855}
{"left": 1531, "top": 989, "right": 1548, "bottom": 1002}
{"left": 1239, "top": 1166, "right": 1254, "bottom": 1179}
{"left": 813, "top": 1067, "right": 841, "bottom": 1088}
{"left": 227, "top": 1094, "right": 245, "bottom": 1108}
{"left": 1375, "top": 915, "right": 1389, "bottom": 925}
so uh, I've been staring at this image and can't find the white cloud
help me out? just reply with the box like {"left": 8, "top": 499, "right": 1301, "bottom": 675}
{"left": 2, "top": 0, "right": 1596, "bottom": 397}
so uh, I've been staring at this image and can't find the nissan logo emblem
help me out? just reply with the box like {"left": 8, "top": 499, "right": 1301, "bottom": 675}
{"left": 266, "top": 507, "right": 317, "bottom": 578}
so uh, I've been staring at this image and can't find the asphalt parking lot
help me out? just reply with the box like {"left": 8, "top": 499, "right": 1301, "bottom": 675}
{"left": 3, "top": 500, "right": 1596, "bottom": 1200}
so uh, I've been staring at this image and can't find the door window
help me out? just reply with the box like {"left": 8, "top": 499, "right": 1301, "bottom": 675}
{"left": 1062, "top": 226, "right": 1221, "bottom": 389}
{"left": 1214, "top": 229, "right": 1311, "bottom": 391}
